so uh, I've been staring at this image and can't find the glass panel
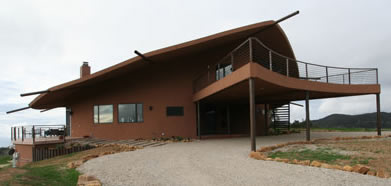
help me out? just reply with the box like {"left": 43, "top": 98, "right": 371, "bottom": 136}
{"left": 99, "top": 105, "right": 113, "bottom": 123}
{"left": 224, "top": 64, "right": 232, "bottom": 75}
{"left": 94, "top": 106, "right": 99, "bottom": 123}
{"left": 118, "top": 104, "right": 136, "bottom": 123}
{"left": 137, "top": 104, "right": 143, "bottom": 122}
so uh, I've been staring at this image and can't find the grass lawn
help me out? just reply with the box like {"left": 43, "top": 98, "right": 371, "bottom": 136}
{"left": 269, "top": 148, "right": 350, "bottom": 164}
{"left": 0, "top": 156, "right": 11, "bottom": 165}
{"left": 2, "top": 165, "right": 80, "bottom": 186}
{"left": 0, "top": 145, "right": 133, "bottom": 185}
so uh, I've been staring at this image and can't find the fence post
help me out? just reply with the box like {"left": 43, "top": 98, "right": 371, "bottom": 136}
{"left": 348, "top": 68, "right": 351, "bottom": 84}
{"left": 269, "top": 51, "right": 273, "bottom": 71}
{"left": 326, "top": 66, "right": 329, "bottom": 83}
{"left": 14, "top": 127, "right": 16, "bottom": 141}
{"left": 286, "top": 58, "right": 289, "bottom": 77}
{"left": 32, "top": 126, "right": 35, "bottom": 144}
{"left": 11, "top": 127, "right": 13, "bottom": 141}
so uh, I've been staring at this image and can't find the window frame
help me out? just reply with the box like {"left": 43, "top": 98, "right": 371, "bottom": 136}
{"left": 93, "top": 104, "right": 114, "bottom": 124}
{"left": 117, "top": 103, "right": 144, "bottom": 123}
{"left": 166, "top": 106, "right": 184, "bottom": 117}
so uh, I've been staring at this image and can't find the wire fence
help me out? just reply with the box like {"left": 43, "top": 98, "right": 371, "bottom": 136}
{"left": 193, "top": 37, "right": 378, "bottom": 92}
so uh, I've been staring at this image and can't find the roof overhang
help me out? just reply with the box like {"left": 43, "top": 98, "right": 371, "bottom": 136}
{"left": 29, "top": 20, "right": 297, "bottom": 109}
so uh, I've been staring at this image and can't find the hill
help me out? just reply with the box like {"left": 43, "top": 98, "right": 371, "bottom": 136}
{"left": 308, "top": 112, "right": 391, "bottom": 128}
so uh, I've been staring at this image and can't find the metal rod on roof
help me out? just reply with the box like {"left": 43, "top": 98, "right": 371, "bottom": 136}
{"left": 290, "top": 102, "right": 304, "bottom": 107}
{"left": 40, "top": 108, "right": 54, "bottom": 113}
{"left": 134, "top": 50, "right": 154, "bottom": 64}
{"left": 248, "top": 10, "right": 299, "bottom": 37}
{"left": 20, "top": 90, "right": 50, "bottom": 97}
{"left": 6, "top": 107, "right": 30, "bottom": 114}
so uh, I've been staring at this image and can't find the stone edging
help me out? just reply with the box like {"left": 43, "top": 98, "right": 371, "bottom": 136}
{"left": 249, "top": 135, "right": 391, "bottom": 179}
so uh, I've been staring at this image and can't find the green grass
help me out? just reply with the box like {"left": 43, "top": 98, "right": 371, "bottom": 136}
{"left": 0, "top": 156, "right": 11, "bottom": 165}
{"left": 298, "top": 128, "right": 391, "bottom": 132}
{"left": 5, "top": 165, "right": 80, "bottom": 186}
{"left": 268, "top": 148, "right": 351, "bottom": 163}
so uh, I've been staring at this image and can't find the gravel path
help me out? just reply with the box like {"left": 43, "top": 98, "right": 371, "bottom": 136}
{"left": 78, "top": 132, "right": 391, "bottom": 186}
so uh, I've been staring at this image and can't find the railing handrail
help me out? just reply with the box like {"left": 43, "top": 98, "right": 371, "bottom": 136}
{"left": 193, "top": 37, "right": 379, "bottom": 93}
{"left": 250, "top": 37, "right": 377, "bottom": 71}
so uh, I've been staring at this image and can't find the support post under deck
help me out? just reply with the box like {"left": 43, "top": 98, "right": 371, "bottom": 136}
{"left": 376, "top": 93, "right": 381, "bottom": 136}
{"left": 249, "top": 78, "right": 256, "bottom": 151}
{"left": 197, "top": 102, "right": 201, "bottom": 139}
{"left": 227, "top": 105, "right": 231, "bottom": 135}
{"left": 264, "top": 104, "right": 269, "bottom": 136}
{"left": 305, "top": 91, "right": 310, "bottom": 141}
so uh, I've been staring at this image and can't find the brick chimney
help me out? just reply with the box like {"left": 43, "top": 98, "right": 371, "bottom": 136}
{"left": 80, "top": 62, "right": 91, "bottom": 78}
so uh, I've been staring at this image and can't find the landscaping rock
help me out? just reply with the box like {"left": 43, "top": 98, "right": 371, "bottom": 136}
{"left": 358, "top": 166, "right": 370, "bottom": 174}
{"left": 376, "top": 170, "right": 390, "bottom": 178}
{"left": 82, "top": 154, "right": 99, "bottom": 162}
{"left": 310, "top": 161, "right": 322, "bottom": 167}
{"left": 249, "top": 152, "right": 266, "bottom": 160}
{"left": 343, "top": 165, "right": 353, "bottom": 172}
{"left": 258, "top": 147, "right": 273, "bottom": 152}
{"left": 367, "top": 171, "right": 376, "bottom": 176}
{"left": 86, "top": 180, "right": 102, "bottom": 186}
{"left": 297, "top": 160, "right": 310, "bottom": 166}
{"left": 320, "top": 163, "right": 333, "bottom": 169}
{"left": 290, "top": 159, "right": 299, "bottom": 164}
{"left": 68, "top": 160, "right": 84, "bottom": 169}
{"left": 351, "top": 165, "right": 369, "bottom": 174}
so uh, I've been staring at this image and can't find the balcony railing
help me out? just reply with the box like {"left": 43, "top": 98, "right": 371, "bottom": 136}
{"left": 193, "top": 37, "right": 378, "bottom": 92}
{"left": 11, "top": 125, "right": 66, "bottom": 144}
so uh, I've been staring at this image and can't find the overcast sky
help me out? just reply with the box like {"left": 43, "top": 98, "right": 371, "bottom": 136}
{"left": 1, "top": 0, "right": 390, "bottom": 147}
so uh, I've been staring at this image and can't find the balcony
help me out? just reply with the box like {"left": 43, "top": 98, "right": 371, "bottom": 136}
{"left": 11, "top": 125, "right": 68, "bottom": 145}
{"left": 193, "top": 37, "right": 378, "bottom": 93}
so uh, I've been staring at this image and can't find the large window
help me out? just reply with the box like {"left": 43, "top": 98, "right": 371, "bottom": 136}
{"left": 118, "top": 104, "right": 143, "bottom": 123}
{"left": 94, "top": 105, "right": 113, "bottom": 124}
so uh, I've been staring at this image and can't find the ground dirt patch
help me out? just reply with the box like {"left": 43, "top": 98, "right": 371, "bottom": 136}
{"left": 264, "top": 137, "right": 391, "bottom": 177}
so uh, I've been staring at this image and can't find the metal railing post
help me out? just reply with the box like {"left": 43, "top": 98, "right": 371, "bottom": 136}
{"left": 348, "top": 68, "right": 351, "bottom": 84}
{"left": 376, "top": 69, "right": 378, "bottom": 84}
{"left": 305, "top": 63, "right": 308, "bottom": 79}
{"left": 249, "top": 38, "right": 253, "bottom": 62}
{"left": 22, "top": 127, "right": 24, "bottom": 142}
{"left": 14, "top": 127, "right": 16, "bottom": 141}
{"left": 269, "top": 51, "right": 273, "bottom": 71}
{"left": 326, "top": 66, "right": 329, "bottom": 83}
{"left": 286, "top": 58, "right": 289, "bottom": 77}
{"left": 231, "top": 53, "right": 234, "bottom": 71}
{"left": 11, "top": 127, "right": 13, "bottom": 141}
{"left": 32, "top": 126, "right": 35, "bottom": 144}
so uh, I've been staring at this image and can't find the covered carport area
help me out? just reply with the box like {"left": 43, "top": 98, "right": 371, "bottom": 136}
{"left": 193, "top": 62, "right": 381, "bottom": 151}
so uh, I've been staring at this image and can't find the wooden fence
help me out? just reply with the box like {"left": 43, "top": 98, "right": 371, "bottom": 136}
{"left": 32, "top": 145, "right": 94, "bottom": 162}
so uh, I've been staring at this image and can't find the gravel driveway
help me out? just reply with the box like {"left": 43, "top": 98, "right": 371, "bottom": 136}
{"left": 78, "top": 132, "right": 391, "bottom": 186}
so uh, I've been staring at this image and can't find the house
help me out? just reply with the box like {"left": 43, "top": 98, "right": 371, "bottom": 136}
{"left": 10, "top": 16, "right": 381, "bottom": 161}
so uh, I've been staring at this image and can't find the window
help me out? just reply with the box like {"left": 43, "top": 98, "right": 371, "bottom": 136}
{"left": 216, "top": 63, "right": 233, "bottom": 80}
{"left": 166, "top": 106, "right": 184, "bottom": 116}
{"left": 94, "top": 105, "right": 113, "bottom": 124}
{"left": 118, "top": 104, "right": 143, "bottom": 123}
